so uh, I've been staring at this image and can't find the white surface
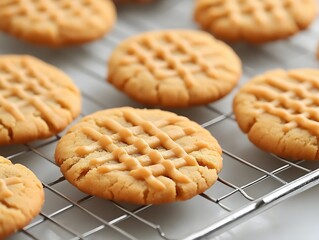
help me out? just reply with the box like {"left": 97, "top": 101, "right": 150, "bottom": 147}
{"left": 216, "top": 185, "right": 319, "bottom": 240}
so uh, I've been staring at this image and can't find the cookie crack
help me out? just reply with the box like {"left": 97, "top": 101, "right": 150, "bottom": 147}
{"left": 61, "top": 159, "right": 77, "bottom": 172}
{"left": 142, "top": 187, "right": 149, "bottom": 204}
{"left": 68, "top": 157, "right": 101, "bottom": 183}
{"left": 121, "top": 68, "right": 144, "bottom": 92}
{"left": 121, "top": 67, "right": 160, "bottom": 104}
{"left": 112, "top": 68, "right": 132, "bottom": 89}
{"left": 277, "top": 127, "right": 288, "bottom": 155}
{"left": 115, "top": 179, "right": 136, "bottom": 202}
{"left": 76, "top": 167, "right": 91, "bottom": 182}
{"left": 0, "top": 198, "right": 22, "bottom": 213}
{"left": 154, "top": 80, "right": 160, "bottom": 106}
{"left": 106, "top": 177, "right": 118, "bottom": 200}
{"left": 108, "top": 188, "right": 114, "bottom": 200}
{"left": 185, "top": 84, "right": 191, "bottom": 106}
{"left": 0, "top": 118, "right": 13, "bottom": 141}
{"left": 198, "top": 168, "right": 210, "bottom": 188}
{"left": 246, "top": 112, "right": 258, "bottom": 134}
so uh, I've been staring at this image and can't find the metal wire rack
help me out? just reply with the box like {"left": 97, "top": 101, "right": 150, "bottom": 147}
{"left": 2, "top": 0, "right": 319, "bottom": 239}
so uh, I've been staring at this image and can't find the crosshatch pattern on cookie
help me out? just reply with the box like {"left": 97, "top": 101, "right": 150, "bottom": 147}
{"left": 0, "top": 55, "right": 81, "bottom": 144}
{"left": 76, "top": 111, "right": 207, "bottom": 190}
{"left": 194, "top": 0, "right": 317, "bottom": 42}
{"left": 196, "top": 0, "right": 302, "bottom": 25}
{"left": 120, "top": 32, "right": 236, "bottom": 87}
{"left": 234, "top": 69, "right": 319, "bottom": 160}
{"left": 56, "top": 108, "right": 223, "bottom": 204}
{"left": 0, "top": 0, "right": 115, "bottom": 46}
{"left": 0, "top": 58, "right": 70, "bottom": 125}
{"left": 243, "top": 70, "right": 319, "bottom": 133}
{"left": 108, "top": 30, "right": 241, "bottom": 107}
{"left": 0, "top": 0, "right": 100, "bottom": 22}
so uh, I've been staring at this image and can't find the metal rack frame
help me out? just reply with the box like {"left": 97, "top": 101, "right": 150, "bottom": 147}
{"left": 2, "top": 0, "right": 319, "bottom": 239}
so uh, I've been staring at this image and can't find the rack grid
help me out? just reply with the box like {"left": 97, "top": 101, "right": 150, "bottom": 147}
{"left": 2, "top": 0, "right": 319, "bottom": 239}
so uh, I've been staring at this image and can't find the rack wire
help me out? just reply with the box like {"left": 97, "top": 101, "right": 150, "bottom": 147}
{"left": 2, "top": 0, "right": 319, "bottom": 239}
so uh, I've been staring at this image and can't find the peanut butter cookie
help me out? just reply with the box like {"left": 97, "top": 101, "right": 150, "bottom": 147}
{"left": 194, "top": 0, "right": 317, "bottom": 43}
{"left": 233, "top": 69, "right": 319, "bottom": 160}
{"left": 0, "top": 55, "right": 81, "bottom": 145}
{"left": 0, "top": 0, "right": 116, "bottom": 46}
{"left": 55, "top": 107, "right": 223, "bottom": 204}
{"left": 0, "top": 156, "right": 44, "bottom": 239}
{"left": 107, "top": 30, "right": 241, "bottom": 107}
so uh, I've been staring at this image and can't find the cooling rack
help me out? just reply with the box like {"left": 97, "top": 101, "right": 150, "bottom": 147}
{"left": 2, "top": 0, "right": 319, "bottom": 239}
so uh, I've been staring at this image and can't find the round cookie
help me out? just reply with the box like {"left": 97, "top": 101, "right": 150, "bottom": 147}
{"left": 194, "top": 0, "right": 317, "bottom": 43}
{"left": 0, "top": 55, "right": 81, "bottom": 145}
{"left": 0, "top": 0, "right": 116, "bottom": 47}
{"left": 233, "top": 69, "right": 319, "bottom": 160}
{"left": 107, "top": 30, "right": 241, "bottom": 107}
{"left": 0, "top": 156, "right": 44, "bottom": 238}
{"left": 55, "top": 107, "right": 223, "bottom": 204}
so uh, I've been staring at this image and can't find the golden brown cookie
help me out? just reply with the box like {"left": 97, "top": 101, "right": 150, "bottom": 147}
{"left": 194, "top": 0, "right": 317, "bottom": 43}
{"left": 233, "top": 69, "right": 319, "bottom": 160}
{"left": 0, "top": 0, "right": 116, "bottom": 47}
{"left": 0, "top": 55, "right": 81, "bottom": 145}
{"left": 107, "top": 30, "right": 241, "bottom": 107}
{"left": 55, "top": 107, "right": 223, "bottom": 204}
{"left": 0, "top": 156, "right": 44, "bottom": 238}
